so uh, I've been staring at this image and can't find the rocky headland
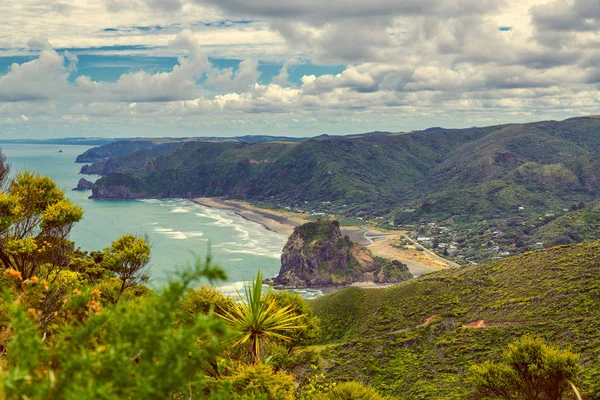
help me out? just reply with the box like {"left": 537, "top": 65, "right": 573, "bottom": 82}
{"left": 72, "top": 178, "right": 95, "bottom": 191}
{"left": 272, "top": 220, "right": 412, "bottom": 288}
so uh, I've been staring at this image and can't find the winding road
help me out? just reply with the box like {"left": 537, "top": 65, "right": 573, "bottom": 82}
{"left": 342, "top": 227, "right": 391, "bottom": 245}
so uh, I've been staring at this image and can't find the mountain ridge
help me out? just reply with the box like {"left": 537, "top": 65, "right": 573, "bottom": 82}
{"left": 76, "top": 115, "right": 600, "bottom": 263}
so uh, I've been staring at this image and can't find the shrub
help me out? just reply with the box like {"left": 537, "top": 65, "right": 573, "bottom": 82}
{"left": 468, "top": 336, "right": 581, "bottom": 400}
{"left": 323, "top": 381, "right": 387, "bottom": 400}
{"left": 0, "top": 258, "right": 230, "bottom": 399}
{"left": 264, "top": 289, "right": 321, "bottom": 349}
{"left": 179, "top": 285, "right": 233, "bottom": 325}
{"left": 211, "top": 362, "right": 295, "bottom": 400}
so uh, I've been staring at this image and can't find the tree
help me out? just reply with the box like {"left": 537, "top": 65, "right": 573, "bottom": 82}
{"left": 0, "top": 169, "right": 83, "bottom": 279}
{"left": 468, "top": 336, "right": 581, "bottom": 400}
{"left": 216, "top": 269, "right": 306, "bottom": 363}
{"left": 102, "top": 234, "right": 151, "bottom": 302}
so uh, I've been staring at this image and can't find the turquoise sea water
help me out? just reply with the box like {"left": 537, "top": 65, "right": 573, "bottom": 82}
{"left": 0, "top": 144, "right": 287, "bottom": 290}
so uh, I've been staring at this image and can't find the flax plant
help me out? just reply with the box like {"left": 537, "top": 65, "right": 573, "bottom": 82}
{"left": 216, "top": 270, "right": 306, "bottom": 363}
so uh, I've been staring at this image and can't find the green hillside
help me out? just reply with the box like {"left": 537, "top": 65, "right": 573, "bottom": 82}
{"left": 75, "top": 139, "right": 164, "bottom": 162}
{"left": 79, "top": 142, "right": 184, "bottom": 174}
{"left": 310, "top": 242, "right": 600, "bottom": 399}
{"left": 90, "top": 127, "right": 494, "bottom": 211}
{"left": 83, "top": 116, "right": 600, "bottom": 263}
{"left": 89, "top": 117, "right": 600, "bottom": 222}
{"left": 400, "top": 123, "right": 594, "bottom": 222}
{"left": 533, "top": 202, "right": 600, "bottom": 245}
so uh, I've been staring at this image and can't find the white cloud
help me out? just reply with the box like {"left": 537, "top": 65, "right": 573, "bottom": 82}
{"left": 27, "top": 37, "right": 52, "bottom": 50}
{"left": 3, "top": 0, "right": 600, "bottom": 138}
{"left": 205, "top": 59, "right": 261, "bottom": 91}
{"left": 74, "top": 29, "right": 212, "bottom": 102}
{"left": 273, "top": 58, "right": 300, "bottom": 86}
{"left": 0, "top": 49, "right": 70, "bottom": 102}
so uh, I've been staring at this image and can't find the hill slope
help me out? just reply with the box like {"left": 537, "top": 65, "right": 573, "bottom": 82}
{"left": 89, "top": 126, "right": 495, "bottom": 213}
{"left": 81, "top": 116, "right": 600, "bottom": 263}
{"left": 311, "top": 242, "right": 600, "bottom": 399}
{"left": 88, "top": 117, "right": 600, "bottom": 221}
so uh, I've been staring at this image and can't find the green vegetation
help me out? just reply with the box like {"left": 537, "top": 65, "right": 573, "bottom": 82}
{"left": 79, "top": 142, "right": 184, "bottom": 174}
{"left": 0, "top": 170, "right": 84, "bottom": 279}
{"left": 101, "top": 234, "right": 151, "bottom": 302}
{"left": 533, "top": 202, "right": 600, "bottom": 245}
{"left": 2, "top": 151, "right": 600, "bottom": 399}
{"left": 88, "top": 118, "right": 600, "bottom": 223}
{"left": 322, "top": 381, "right": 388, "bottom": 400}
{"left": 216, "top": 269, "right": 306, "bottom": 362}
{"left": 0, "top": 160, "right": 318, "bottom": 399}
{"left": 311, "top": 241, "right": 600, "bottom": 399}
{"left": 468, "top": 336, "right": 581, "bottom": 400}
{"left": 90, "top": 127, "right": 495, "bottom": 216}
{"left": 84, "top": 116, "right": 600, "bottom": 262}
{"left": 75, "top": 139, "right": 169, "bottom": 163}
{"left": 0, "top": 259, "right": 230, "bottom": 399}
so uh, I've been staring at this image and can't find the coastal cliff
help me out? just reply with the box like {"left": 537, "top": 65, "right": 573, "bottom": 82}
{"left": 273, "top": 220, "right": 412, "bottom": 288}
{"left": 72, "top": 178, "right": 95, "bottom": 191}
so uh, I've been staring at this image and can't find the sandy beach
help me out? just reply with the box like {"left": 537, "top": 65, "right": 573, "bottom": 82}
{"left": 193, "top": 197, "right": 307, "bottom": 236}
{"left": 192, "top": 197, "right": 451, "bottom": 277}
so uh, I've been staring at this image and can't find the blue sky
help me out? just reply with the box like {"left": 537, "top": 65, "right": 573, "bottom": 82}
{"left": 1, "top": 0, "right": 600, "bottom": 139}
{"left": 0, "top": 55, "right": 345, "bottom": 87}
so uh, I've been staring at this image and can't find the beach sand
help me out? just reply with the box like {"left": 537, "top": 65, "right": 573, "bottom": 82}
{"left": 193, "top": 197, "right": 451, "bottom": 277}
{"left": 367, "top": 235, "right": 448, "bottom": 277}
{"left": 193, "top": 197, "right": 307, "bottom": 236}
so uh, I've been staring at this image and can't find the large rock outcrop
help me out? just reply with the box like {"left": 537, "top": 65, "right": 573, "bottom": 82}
{"left": 72, "top": 178, "right": 95, "bottom": 191}
{"left": 273, "top": 220, "right": 412, "bottom": 288}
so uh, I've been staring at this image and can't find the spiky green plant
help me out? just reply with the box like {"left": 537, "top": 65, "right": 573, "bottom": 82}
{"left": 216, "top": 269, "right": 306, "bottom": 363}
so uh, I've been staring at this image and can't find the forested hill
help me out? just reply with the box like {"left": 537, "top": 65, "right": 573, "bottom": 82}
{"left": 88, "top": 126, "right": 496, "bottom": 214}
{"left": 85, "top": 116, "right": 600, "bottom": 224}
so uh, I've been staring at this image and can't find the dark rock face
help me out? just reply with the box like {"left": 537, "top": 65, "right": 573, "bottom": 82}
{"left": 73, "top": 178, "right": 95, "bottom": 191}
{"left": 273, "top": 220, "right": 412, "bottom": 288}
{"left": 79, "top": 158, "right": 119, "bottom": 175}
{"left": 79, "top": 164, "right": 95, "bottom": 175}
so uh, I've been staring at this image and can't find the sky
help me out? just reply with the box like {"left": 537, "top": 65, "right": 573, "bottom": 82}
{"left": 1, "top": 0, "right": 600, "bottom": 138}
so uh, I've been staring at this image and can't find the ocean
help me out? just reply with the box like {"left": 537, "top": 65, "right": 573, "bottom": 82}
{"left": 0, "top": 144, "right": 290, "bottom": 295}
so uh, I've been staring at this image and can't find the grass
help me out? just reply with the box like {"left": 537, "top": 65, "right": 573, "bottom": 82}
{"left": 310, "top": 241, "right": 600, "bottom": 399}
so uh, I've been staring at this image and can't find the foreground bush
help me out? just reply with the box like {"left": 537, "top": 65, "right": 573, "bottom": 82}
{"left": 0, "top": 258, "right": 231, "bottom": 399}
{"left": 207, "top": 362, "right": 295, "bottom": 400}
{"left": 323, "top": 381, "right": 387, "bottom": 400}
{"left": 468, "top": 336, "right": 581, "bottom": 400}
